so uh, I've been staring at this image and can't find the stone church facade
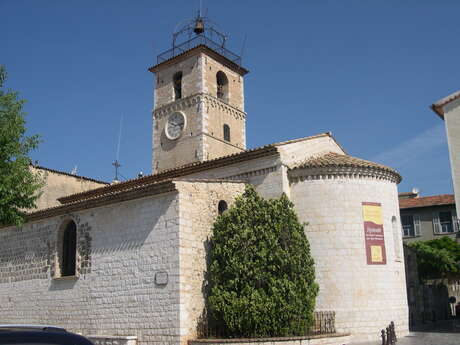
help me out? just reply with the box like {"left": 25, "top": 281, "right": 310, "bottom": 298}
{"left": 0, "top": 17, "right": 408, "bottom": 345}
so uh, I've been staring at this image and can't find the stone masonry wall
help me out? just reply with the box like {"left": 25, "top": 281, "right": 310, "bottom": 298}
{"left": 202, "top": 54, "right": 244, "bottom": 111}
{"left": 289, "top": 176, "right": 408, "bottom": 342}
{"left": 0, "top": 192, "right": 182, "bottom": 345}
{"left": 186, "top": 155, "right": 284, "bottom": 200}
{"left": 175, "top": 180, "right": 246, "bottom": 345}
{"left": 154, "top": 54, "right": 202, "bottom": 109}
{"left": 32, "top": 166, "right": 107, "bottom": 211}
{"left": 153, "top": 95, "right": 204, "bottom": 171}
{"left": 276, "top": 136, "right": 345, "bottom": 167}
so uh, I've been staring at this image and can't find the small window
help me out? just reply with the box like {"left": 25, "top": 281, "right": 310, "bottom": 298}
{"left": 61, "top": 221, "right": 77, "bottom": 276}
{"left": 216, "top": 71, "right": 228, "bottom": 101}
{"left": 223, "top": 124, "right": 230, "bottom": 142}
{"left": 173, "top": 71, "right": 182, "bottom": 100}
{"left": 218, "top": 200, "right": 228, "bottom": 215}
{"left": 433, "top": 211, "right": 459, "bottom": 234}
{"left": 401, "top": 215, "right": 421, "bottom": 238}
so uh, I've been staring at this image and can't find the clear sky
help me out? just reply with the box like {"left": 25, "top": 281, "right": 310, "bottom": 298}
{"left": 2, "top": 0, "right": 459, "bottom": 196}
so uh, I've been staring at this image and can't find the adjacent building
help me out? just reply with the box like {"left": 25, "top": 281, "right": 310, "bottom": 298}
{"left": 399, "top": 192, "right": 459, "bottom": 243}
{"left": 432, "top": 90, "right": 460, "bottom": 218}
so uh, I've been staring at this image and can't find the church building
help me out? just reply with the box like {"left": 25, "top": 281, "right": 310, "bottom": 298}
{"left": 0, "top": 15, "right": 408, "bottom": 345}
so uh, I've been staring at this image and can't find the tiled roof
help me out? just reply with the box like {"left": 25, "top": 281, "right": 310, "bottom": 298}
{"left": 289, "top": 152, "right": 401, "bottom": 180}
{"left": 399, "top": 194, "right": 455, "bottom": 209}
{"left": 58, "top": 133, "right": 334, "bottom": 205}
{"left": 58, "top": 144, "right": 278, "bottom": 205}
{"left": 431, "top": 89, "right": 460, "bottom": 118}
{"left": 4, "top": 178, "right": 246, "bottom": 227}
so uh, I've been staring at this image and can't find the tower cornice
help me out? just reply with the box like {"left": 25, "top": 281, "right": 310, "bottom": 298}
{"left": 149, "top": 45, "right": 249, "bottom": 76}
{"left": 153, "top": 93, "right": 246, "bottom": 121}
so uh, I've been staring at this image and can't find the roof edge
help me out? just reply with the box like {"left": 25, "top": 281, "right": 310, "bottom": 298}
{"left": 58, "top": 145, "right": 279, "bottom": 205}
{"left": 14, "top": 180, "right": 177, "bottom": 226}
{"left": 431, "top": 89, "right": 460, "bottom": 119}
{"left": 288, "top": 152, "right": 402, "bottom": 184}
{"left": 149, "top": 45, "right": 249, "bottom": 75}
{"left": 32, "top": 165, "right": 109, "bottom": 185}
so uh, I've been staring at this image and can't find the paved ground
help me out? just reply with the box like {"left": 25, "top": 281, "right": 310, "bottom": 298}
{"left": 351, "top": 332, "right": 460, "bottom": 345}
{"left": 350, "top": 319, "right": 460, "bottom": 345}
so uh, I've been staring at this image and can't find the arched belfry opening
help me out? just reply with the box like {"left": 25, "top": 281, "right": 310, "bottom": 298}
{"left": 173, "top": 71, "right": 182, "bottom": 100}
{"left": 216, "top": 71, "right": 228, "bottom": 102}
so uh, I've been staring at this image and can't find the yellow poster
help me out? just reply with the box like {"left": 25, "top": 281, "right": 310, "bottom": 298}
{"left": 362, "top": 202, "right": 386, "bottom": 265}
{"left": 371, "top": 245, "right": 383, "bottom": 262}
{"left": 362, "top": 203, "right": 383, "bottom": 225}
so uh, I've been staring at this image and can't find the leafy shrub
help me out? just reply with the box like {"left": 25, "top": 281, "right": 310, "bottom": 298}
{"left": 207, "top": 185, "right": 318, "bottom": 337}
{"left": 408, "top": 237, "right": 460, "bottom": 281}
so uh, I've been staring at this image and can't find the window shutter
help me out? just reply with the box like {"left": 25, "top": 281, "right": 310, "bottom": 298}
{"left": 453, "top": 210, "right": 459, "bottom": 232}
{"left": 433, "top": 213, "right": 441, "bottom": 234}
{"left": 414, "top": 215, "right": 421, "bottom": 236}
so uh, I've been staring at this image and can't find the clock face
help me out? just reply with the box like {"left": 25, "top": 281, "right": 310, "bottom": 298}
{"left": 165, "top": 112, "right": 186, "bottom": 140}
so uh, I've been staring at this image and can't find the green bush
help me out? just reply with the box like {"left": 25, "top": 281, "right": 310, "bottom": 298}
{"left": 207, "top": 185, "right": 318, "bottom": 338}
{"left": 408, "top": 237, "right": 460, "bottom": 281}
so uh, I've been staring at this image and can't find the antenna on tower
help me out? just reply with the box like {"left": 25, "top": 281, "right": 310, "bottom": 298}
{"left": 240, "top": 34, "right": 247, "bottom": 61}
{"left": 112, "top": 114, "right": 123, "bottom": 183}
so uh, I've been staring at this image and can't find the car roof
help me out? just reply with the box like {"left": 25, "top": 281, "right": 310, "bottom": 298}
{"left": 0, "top": 325, "right": 66, "bottom": 331}
{"left": 0, "top": 330, "right": 94, "bottom": 345}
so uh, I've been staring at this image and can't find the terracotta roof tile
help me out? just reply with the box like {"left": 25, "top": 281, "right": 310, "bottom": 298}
{"left": 290, "top": 152, "right": 400, "bottom": 177}
{"left": 399, "top": 194, "right": 455, "bottom": 209}
{"left": 58, "top": 133, "right": 334, "bottom": 205}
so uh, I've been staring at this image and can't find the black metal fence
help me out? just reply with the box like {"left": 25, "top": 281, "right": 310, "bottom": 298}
{"left": 381, "top": 321, "right": 397, "bottom": 345}
{"left": 311, "top": 311, "right": 336, "bottom": 334}
{"left": 197, "top": 310, "right": 336, "bottom": 339}
{"left": 156, "top": 35, "right": 242, "bottom": 65}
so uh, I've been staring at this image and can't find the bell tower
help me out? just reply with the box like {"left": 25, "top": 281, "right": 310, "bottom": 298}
{"left": 149, "top": 15, "right": 249, "bottom": 173}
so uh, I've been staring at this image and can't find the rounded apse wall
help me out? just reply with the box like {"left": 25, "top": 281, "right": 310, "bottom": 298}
{"left": 289, "top": 175, "right": 408, "bottom": 341}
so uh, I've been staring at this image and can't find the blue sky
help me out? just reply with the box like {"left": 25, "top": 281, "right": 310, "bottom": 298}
{"left": 2, "top": 0, "right": 458, "bottom": 196}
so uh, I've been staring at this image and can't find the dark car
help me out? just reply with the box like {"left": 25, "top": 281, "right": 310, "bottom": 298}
{"left": 0, "top": 325, "right": 94, "bottom": 345}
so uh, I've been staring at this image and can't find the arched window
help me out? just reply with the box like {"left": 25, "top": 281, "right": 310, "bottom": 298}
{"left": 173, "top": 71, "right": 182, "bottom": 100}
{"left": 218, "top": 200, "right": 228, "bottom": 215}
{"left": 216, "top": 71, "right": 228, "bottom": 101}
{"left": 223, "top": 124, "right": 230, "bottom": 142}
{"left": 62, "top": 221, "right": 77, "bottom": 276}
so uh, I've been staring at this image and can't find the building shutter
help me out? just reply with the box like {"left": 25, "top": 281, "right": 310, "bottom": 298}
{"left": 453, "top": 210, "right": 459, "bottom": 232}
{"left": 432, "top": 213, "right": 441, "bottom": 234}
{"left": 414, "top": 215, "right": 421, "bottom": 236}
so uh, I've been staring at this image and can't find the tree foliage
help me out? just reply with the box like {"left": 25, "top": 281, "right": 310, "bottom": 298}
{"left": 0, "top": 65, "right": 42, "bottom": 226}
{"left": 207, "top": 185, "right": 319, "bottom": 338}
{"left": 408, "top": 237, "right": 460, "bottom": 281}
